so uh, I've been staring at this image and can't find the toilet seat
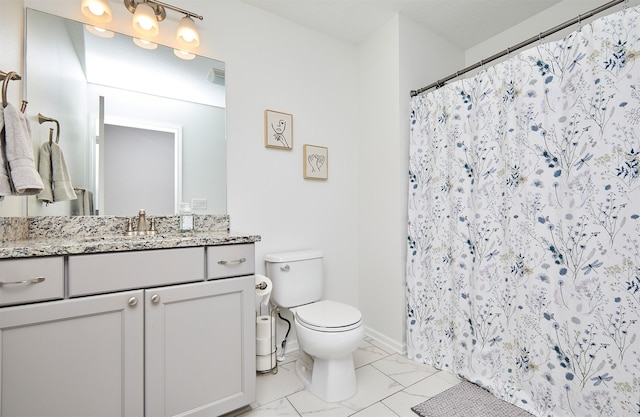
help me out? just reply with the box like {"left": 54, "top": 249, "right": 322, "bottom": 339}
{"left": 295, "top": 300, "right": 362, "bottom": 332}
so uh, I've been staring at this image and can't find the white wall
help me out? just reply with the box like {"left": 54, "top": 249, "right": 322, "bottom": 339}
{"left": 356, "top": 14, "right": 463, "bottom": 353}
{"left": 466, "top": 0, "right": 638, "bottom": 66}
{"left": 357, "top": 16, "right": 402, "bottom": 351}
{"left": 216, "top": 4, "right": 361, "bottom": 310}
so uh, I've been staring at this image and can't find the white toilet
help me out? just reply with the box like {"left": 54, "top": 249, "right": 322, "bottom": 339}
{"left": 265, "top": 249, "right": 364, "bottom": 402}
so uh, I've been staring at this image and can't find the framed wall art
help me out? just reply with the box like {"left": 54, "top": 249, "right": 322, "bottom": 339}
{"left": 264, "top": 109, "right": 293, "bottom": 149}
{"left": 303, "top": 144, "right": 328, "bottom": 180}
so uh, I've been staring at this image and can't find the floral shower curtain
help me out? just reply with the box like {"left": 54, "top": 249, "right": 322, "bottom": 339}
{"left": 407, "top": 5, "right": 640, "bottom": 417}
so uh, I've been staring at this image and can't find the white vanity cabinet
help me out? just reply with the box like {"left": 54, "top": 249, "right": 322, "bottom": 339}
{"left": 0, "top": 243, "right": 256, "bottom": 417}
{"left": 145, "top": 276, "right": 255, "bottom": 417}
{"left": 0, "top": 289, "right": 144, "bottom": 417}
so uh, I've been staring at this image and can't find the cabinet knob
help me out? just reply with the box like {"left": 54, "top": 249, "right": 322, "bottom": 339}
{"left": 150, "top": 294, "right": 160, "bottom": 304}
{"left": 128, "top": 297, "right": 138, "bottom": 306}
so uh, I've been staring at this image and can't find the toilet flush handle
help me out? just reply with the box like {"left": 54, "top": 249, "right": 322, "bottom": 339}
{"left": 281, "top": 264, "right": 290, "bottom": 272}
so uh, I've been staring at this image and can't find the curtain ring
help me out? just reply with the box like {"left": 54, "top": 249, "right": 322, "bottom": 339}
{"left": 577, "top": 13, "right": 582, "bottom": 31}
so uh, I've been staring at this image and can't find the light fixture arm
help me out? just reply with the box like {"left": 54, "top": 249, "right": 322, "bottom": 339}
{"left": 123, "top": 0, "right": 203, "bottom": 21}
{"left": 148, "top": 0, "right": 203, "bottom": 20}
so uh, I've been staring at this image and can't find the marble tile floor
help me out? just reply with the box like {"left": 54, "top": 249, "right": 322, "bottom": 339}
{"left": 235, "top": 337, "right": 463, "bottom": 417}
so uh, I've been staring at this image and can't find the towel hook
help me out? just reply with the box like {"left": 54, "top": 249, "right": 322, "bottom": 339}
{"left": 1, "top": 71, "right": 22, "bottom": 108}
{"left": 38, "top": 113, "right": 60, "bottom": 144}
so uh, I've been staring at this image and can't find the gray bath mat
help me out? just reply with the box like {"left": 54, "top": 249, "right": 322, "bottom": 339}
{"left": 411, "top": 380, "right": 534, "bottom": 417}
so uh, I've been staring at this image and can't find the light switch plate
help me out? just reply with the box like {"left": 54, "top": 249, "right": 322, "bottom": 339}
{"left": 191, "top": 198, "right": 207, "bottom": 210}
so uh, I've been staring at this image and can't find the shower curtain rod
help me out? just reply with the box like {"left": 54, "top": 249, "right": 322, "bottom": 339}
{"left": 410, "top": 0, "right": 627, "bottom": 97}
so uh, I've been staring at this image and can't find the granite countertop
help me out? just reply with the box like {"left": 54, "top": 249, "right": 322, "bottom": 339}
{"left": 0, "top": 231, "right": 261, "bottom": 259}
{"left": 0, "top": 215, "right": 260, "bottom": 259}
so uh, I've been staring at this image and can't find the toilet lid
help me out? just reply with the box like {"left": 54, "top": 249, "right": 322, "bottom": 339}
{"left": 295, "top": 300, "right": 362, "bottom": 329}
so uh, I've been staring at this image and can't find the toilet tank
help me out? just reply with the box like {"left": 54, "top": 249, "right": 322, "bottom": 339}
{"left": 264, "top": 250, "right": 323, "bottom": 308}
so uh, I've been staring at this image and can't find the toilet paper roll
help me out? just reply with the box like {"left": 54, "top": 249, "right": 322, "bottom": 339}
{"left": 256, "top": 315, "right": 276, "bottom": 339}
{"left": 256, "top": 351, "right": 277, "bottom": 372}
{"left": 256, "top": 337, "right": 275, "bottom": 355}
{"left": 255, "top": 274, "right": 273, "bottom": 306}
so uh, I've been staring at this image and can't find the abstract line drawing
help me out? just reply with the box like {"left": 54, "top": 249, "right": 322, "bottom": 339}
{"left": 264, "top": 110, "right": 293, "bottom": 149}
{"left": 307, "top": 154, "right": 325, "bottom": 172}
{"left": 303, "top": 144, "right": 328, "bottom": 180}
{"left": 271, "top": 119, "right": 289, "bottom": 148}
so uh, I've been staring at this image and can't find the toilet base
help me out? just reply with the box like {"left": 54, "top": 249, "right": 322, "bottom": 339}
{"left": 295, "top": 351, "right": 357, "bottom": 402}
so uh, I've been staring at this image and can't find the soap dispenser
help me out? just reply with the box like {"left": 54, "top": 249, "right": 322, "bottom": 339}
{"left": 179, "top": 203, "right": 194, "bottom": 233}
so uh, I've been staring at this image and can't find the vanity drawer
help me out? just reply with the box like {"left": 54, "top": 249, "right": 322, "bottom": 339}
{"left": 207, "top": 244, "right": 255, "bottom": 279}
{"left": 0, "top": 257, "right": 64, "bottom": 306}
{"left": 68, "top": 247, "right": 205, "bottom": 297}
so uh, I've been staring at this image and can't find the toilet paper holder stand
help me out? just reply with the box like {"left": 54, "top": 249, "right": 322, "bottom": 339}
{"left": 256, "top": 281, "right": 278, "bottom": 375}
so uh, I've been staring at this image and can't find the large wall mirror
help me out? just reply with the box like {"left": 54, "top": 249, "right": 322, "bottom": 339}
{"left": 24, "top": 8, "right": 226, "bottom": 216}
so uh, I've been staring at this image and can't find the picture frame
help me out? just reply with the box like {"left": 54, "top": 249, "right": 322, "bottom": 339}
{"left": 303, "top": 144, "right": 328, "bottom": 180}
{"left": 264, "top": 110, "right": 293, "bottom": 149}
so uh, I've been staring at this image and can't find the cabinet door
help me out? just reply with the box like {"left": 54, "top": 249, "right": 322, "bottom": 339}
{"left": 145, "top": 277, "right": 255, "bottom": 417}
{"left": 0, "top": 290, "right": 144, "bottom": 417}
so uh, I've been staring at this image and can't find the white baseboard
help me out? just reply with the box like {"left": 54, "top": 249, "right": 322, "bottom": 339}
{"left": 283, "top": 339, "right": 299, "bottom": 355}
{"left": 364, "top": 326, "right": 406, "bottom": 355}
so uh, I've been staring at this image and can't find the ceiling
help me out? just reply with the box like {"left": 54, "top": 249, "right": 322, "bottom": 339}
{"left": 240, "top": 0, "right": 564, "bottom": 48}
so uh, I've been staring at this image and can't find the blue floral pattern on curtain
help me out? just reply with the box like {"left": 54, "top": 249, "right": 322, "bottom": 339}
{"left": 408, "top": 6, "right": 640, "bottom": 417}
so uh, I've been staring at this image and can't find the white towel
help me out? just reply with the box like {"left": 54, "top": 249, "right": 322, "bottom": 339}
{"left": 83, "top": 188, "right": 94, "bottom": 215}
{"left": 38, "top": 141, "right": 77, "bottom": 203}
{"left": 1, "top": 103, "right": 44, "bottom": 195}
{"left": 72, "top": 187, "right": 94, "bottom": 215}
{"left": 0, "top": 107, "right": 14, "bottom": 196}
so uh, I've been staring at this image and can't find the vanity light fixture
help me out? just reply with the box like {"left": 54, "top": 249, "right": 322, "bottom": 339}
{"left": 82, "top": 0, "right": 203, "bottom": 51}
{"left": 177, "top": 16, "right": 199, "bottom": 48}
{"left": 131, "top": 1, "right": 161, "bottom": 36}
{"left": 124, "top": 0, "right": 203, "bottom": 44}
{"left": 81, "top": 0, "right": 112, "bottom": 24}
